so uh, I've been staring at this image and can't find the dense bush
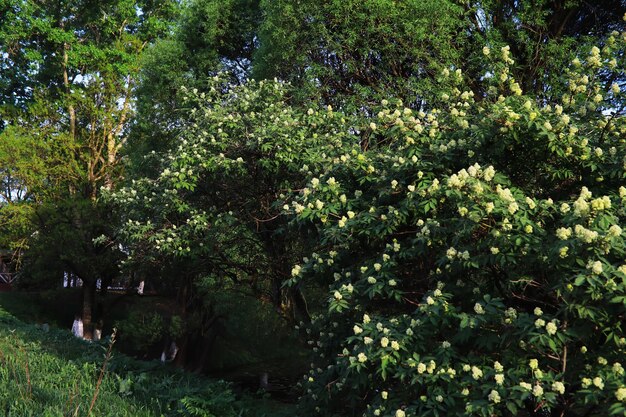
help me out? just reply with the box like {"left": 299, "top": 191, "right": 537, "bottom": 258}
{"left": 288, "top": 36, "right": 626, "bottom": 417}
{"left": 9, "top": 1, "right": 626, "bottom": 416}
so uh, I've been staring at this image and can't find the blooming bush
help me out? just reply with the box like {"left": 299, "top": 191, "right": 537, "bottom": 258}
{"left": 111, "top": 76, "right": 357, "bottom": 318}
{"left": 288, "top": 34, "right": 626, "bottom": 416}
{"left": 116, "top": 28, "right": 626, "bottom": 417}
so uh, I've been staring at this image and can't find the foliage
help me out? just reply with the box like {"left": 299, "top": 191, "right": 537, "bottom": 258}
{"left": 286, "top": 32, "right": 626, "bottom": 417}
{"left": 0, "top": 289, "right": 81, "bottom": 327}
{"left": 476, "top": 0, "right": 626, "bottom": 102}
{"left": 112, "top": 76, "right": 352, "bottom": 319}
{"left": 129, "top": 0, "right": 260, "bottom": 164}
{"left": 0, "top": 0, "right": 179, "bottom": 334}
{"left": 0, "top": 124, "right": 78, "bottom": 262}
{"left": 254, "top": 0, "right": 626, "bottom": 109}
{"left": 255, "top": 0, "right": 467, "bottom": 109}
{"left": 118, "top": 18, "right": 626, "bottom": 414}
{"left": 113, "top": 298, "right": 187, "bottom": 355}
{"left": 204, "top": 290, "right": 308, "bottom": 370}
{"left": 5, "top": 2, "right": 626, "bottom": 416}
{"left": 115, "top": 310, "right": 166, "bottom": 352}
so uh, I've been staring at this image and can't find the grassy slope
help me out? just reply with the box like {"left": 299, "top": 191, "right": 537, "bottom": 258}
{"left": 0, "top": 305, "right": 298, "bottom": 417}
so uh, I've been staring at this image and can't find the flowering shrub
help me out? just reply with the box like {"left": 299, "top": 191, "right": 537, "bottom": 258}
{"left": 116, "top": 28, "right": 626, "bottom": 417}
{"left": 111, "top": 76, "right": 357, "bottom": 317}
{"left": 288, "top": 34, "right": 626, "bottom": 416}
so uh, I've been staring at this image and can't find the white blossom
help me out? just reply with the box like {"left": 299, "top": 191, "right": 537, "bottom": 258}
{"left": 488, "top": 389, "right": 501, "bottom": 403}
{"left": 474, "top": 303, "right": 485, "bottom": 315}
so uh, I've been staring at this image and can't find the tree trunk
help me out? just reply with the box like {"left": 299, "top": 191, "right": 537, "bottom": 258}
{"left": 62, "top": 42, "right": 76, "bottom": 141}
{"left": 174, "top": 334, "right": 189, "bottom": 367}
{"left": 82, "top": 280, "right": 96, "bottom": 340}
{"left": 174, "top": 275, "right": 192, "bottom": 367}
{"left": 104, "top": 132, "right": 117, "bottom": 190}
{"left": 194, "top": 331, "right": 218, "bottom": 373}
{"left": 291, "top": 285, "right": 311, "bottom": 323}
{"left": 95, "top": 276, "right": 111, "bottom": 327}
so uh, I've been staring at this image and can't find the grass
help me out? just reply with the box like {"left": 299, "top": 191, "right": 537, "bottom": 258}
{"left": 0, "top": 305, "right": 299, "bottom": 416}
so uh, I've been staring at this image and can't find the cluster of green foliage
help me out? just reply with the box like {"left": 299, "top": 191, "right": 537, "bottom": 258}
{"left": 0, "top": 0, "right": 178, "bottom": 334}
{"left": 286, "top": 39, "right": 626, "bottom": 416}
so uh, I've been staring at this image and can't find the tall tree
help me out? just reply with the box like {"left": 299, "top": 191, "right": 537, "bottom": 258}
{"left": 114, "top": 77, "right": 352, "bottom": 367}
{"left": 129, "top": 0, "right": 261, "bottom": 165}
{"left": 255, "top": 0, "right": 626, "bottom": 108}
{"left": 255, "top": 0, "right": 467, "bottom": 110}
{"left": 133, "top": 0, "right": 626, "bottom": 138}
{"left": 0, "top": 0, "right": 177, "bottom": 337}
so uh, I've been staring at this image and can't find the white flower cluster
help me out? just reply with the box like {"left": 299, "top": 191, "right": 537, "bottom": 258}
{"left": 556, "top": 227, "right": 572, "bottom": 240}
{"left": 590, "top": 196, "right": 611, "bottom": 212}
{"left": 552, "top": 381, "right": 565, "bottom": 394}
{"left": 496, "top": 185, "right": 515, "bottom": 203}
{"left": 473, "top": 303, "right": 485, "bottom": 315}
{"left": 446, "top": 247, "right": 470, "bottom": 261}
{"left": 587, "top": 260, "right": 603, "bottom": 275}
{"left": 574, "top": 224, "right": 599, "bottom": 243}
{"left": 616, "top": 387, "right": 626, "bottom": 402}
{"left": 487, "top": 389, "right": 501, "bottom": 403}
{"left": 587, "top": 45, "right": 602, "bottom": 68}
{"left": 607, "top": 224, "right": 622, "bottom": 238}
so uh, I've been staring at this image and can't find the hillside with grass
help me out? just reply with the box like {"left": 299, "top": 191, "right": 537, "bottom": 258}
{"left": 0, "top": 305, "right": 296, "bottom": 417}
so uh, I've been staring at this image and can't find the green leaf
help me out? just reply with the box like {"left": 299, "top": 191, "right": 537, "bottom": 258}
{"left": 574, "top": 275, "right": 587, "bottom": 286}
{"left": 506, "top": 402, "right": 518, "bottom": 415}
{"left": 381, "top": 355, "right": 389, "bottom": 381}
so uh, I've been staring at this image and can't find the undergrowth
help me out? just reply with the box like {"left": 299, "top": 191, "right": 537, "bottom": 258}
{"left": 0, "top": 307, "right": 241, "bottom": 417}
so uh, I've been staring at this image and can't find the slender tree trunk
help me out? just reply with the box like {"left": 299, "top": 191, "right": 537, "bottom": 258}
{"left": 291, "top": 285, "right": 311, "bottom": 323}
{"left": 105, "top": 132, "right": 117, "bottom": 190}
{"left": 104, "top": 76, "right": 132, "bottom": 191}
{"left": 62, "top": 42, "right": 76, "bottom": 141}
{"left": 174, "top": 275, "right": 192, "bottom": 367}
{"left": 174, "top": 334, "right": 190, "bottom": 367}
{"left": 82, "top": 280, "right": 96, "bottom": 340}
{"left": 261, "top": 228, "right": 310, "bottom": 322}
{"left": 195, "top": 332, "right": 218, "bottom": 373}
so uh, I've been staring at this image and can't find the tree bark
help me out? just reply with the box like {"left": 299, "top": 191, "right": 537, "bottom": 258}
{"left": 290, "top": 285, "right": 311, "bottom": 323}
{"left": 194, "top": 327, "right": 219, "bottom": 373}
{"left": 82, "top": 280, "right": 96, "bottom": 340}
{"left": 62, "top": 42, "right": 76, "bottom": 141}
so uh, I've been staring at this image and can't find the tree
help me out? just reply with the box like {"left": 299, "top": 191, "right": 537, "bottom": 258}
{"left": 255, "top": 0, "right": 467, "bottom": 110}
{"left": 112, "top": 0, "right": 626, "bottom": 377}
{"left": 128, "top": 0, "right": 261, "bottom": 167}
{"left": 475, "top": 0, "right": 626, "bottom": 100}
{"left": 255, "top": 0, "right": 626, "bottom": 109}
{"left": 132, "top": 0, "right": 625, "bottom": 160}
{"left": 112, "top": 76, "right": 360, "bottom": 366}
{"left": 0, "top": 0, "right": 177, "bottom": 337}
